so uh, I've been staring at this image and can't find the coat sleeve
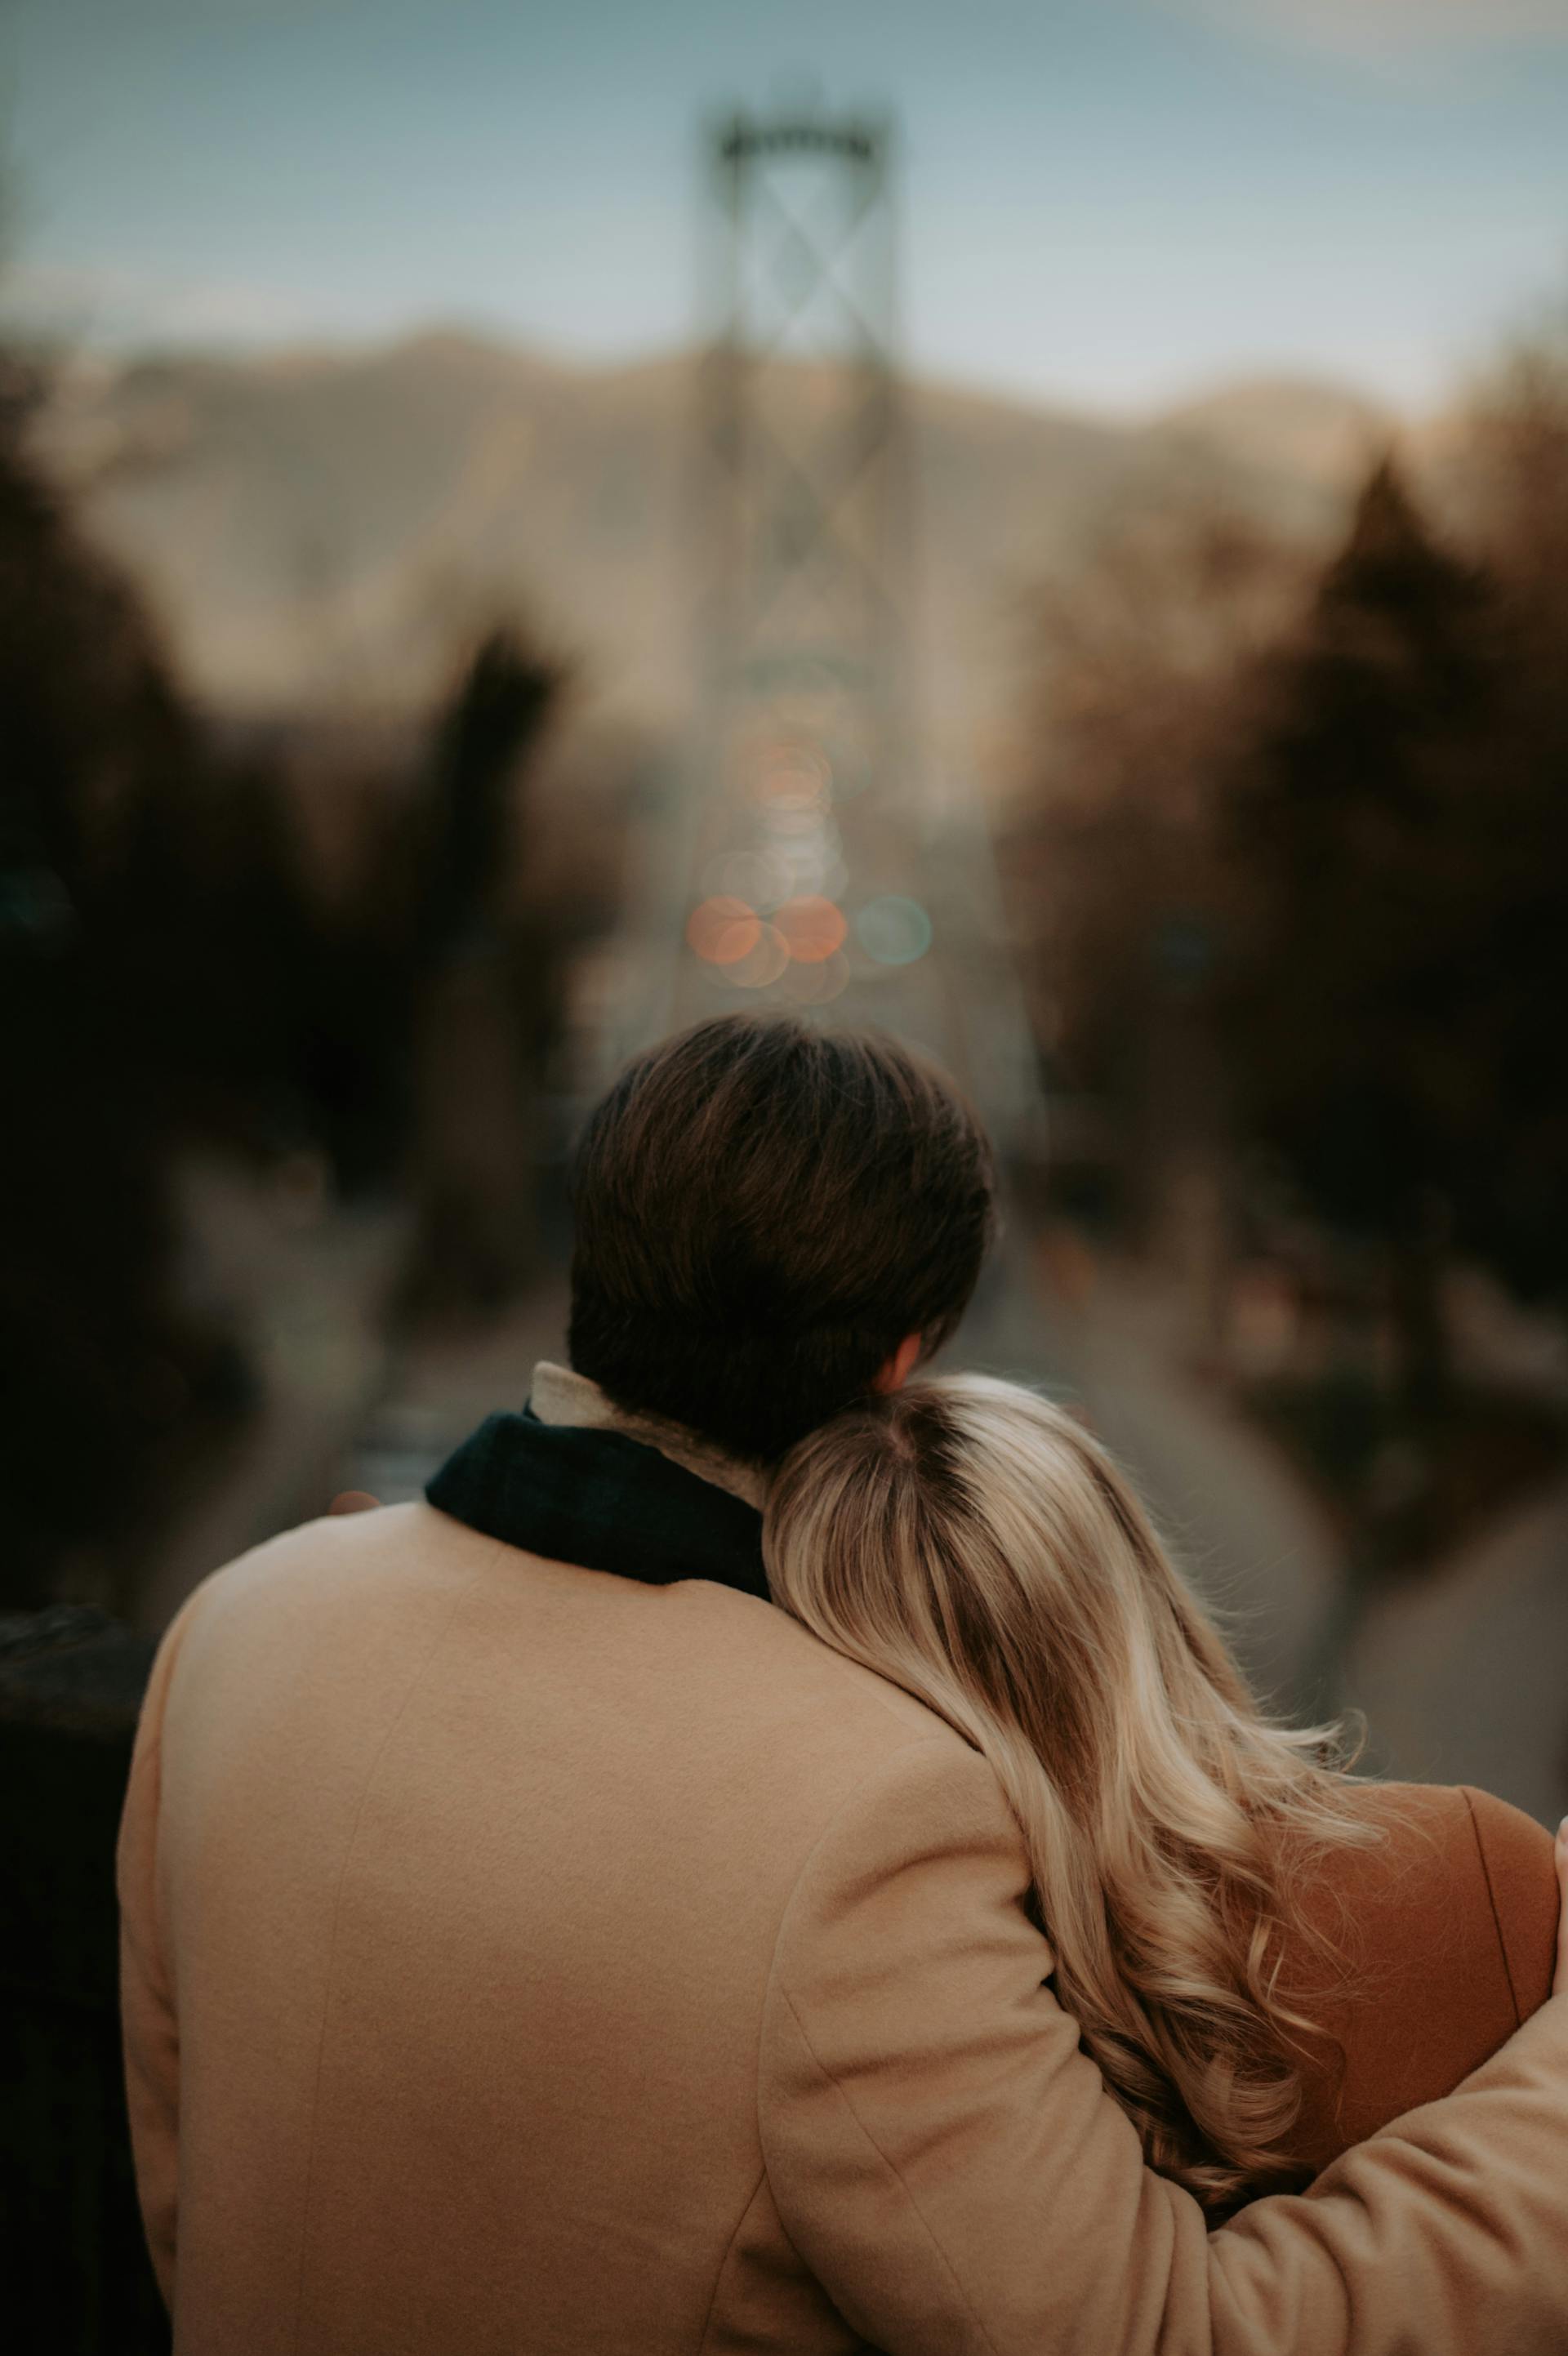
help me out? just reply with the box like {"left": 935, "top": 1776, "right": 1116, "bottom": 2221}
{"left": 760, "top": 1737, "right": 1568, "bottom": 2356}
{"left": 116, "top": 1593, "right": 203, "bottom": 2309}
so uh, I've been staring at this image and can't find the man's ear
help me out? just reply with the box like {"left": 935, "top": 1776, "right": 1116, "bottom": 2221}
{"left": 871, "top": 1332, "right": 923, "bottom": 1394}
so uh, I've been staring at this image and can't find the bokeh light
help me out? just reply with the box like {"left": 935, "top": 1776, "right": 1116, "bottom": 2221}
{"left": 774, "top": 896, "right": 848, "bottom": 964}
{"left": 687, "top": 895, "right": 762, "bottom": 964}
{"left": 750, "top": 737, "right": 831, "bottom": 812}
{"left": 857, "top": 894, "right": 932, "bottom": 966}
{"left": 702, "top": 849, "right": 792, "bottom": 909}
{"left": 721, "top": 924, "right": 790, "bottom": 989}
{"left": 760, "top": 801, "right": 827, "bottom": 840}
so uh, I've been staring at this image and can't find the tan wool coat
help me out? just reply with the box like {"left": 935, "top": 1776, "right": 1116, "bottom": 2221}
{"left": 119, "top": 1496, "right": 1568, "bottom": 2356}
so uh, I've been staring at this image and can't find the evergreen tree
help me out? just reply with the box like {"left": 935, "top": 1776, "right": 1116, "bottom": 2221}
{"left": 1220, "top": 456, "right": 1534, "bottom": 1410}
{"left": 1, "top": 345, "right": 566, "bottom": 1604}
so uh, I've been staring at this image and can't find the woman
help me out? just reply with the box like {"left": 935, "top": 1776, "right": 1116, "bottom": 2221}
{"left": 764, "top": 1373, "right": 1562, "bottom": 2214}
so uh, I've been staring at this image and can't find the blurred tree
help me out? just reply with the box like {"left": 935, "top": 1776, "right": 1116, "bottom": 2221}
{"left": 1006, "top": 345, "right": 1568, "bottom": 1570}
{"left": 1452, "top": 303, "right": 1568, "bottom": 643}
{"left": 1218, "top": 454, "right": 1568, "bottom": 1411}
{"left": 1004, "top": 509, "right": 1304, "bottom": 1241}
{"left": 96, "top": 631, "right": 563, "bottom": 1202}
{"left": 1, "top": 334, "right": 569, "bottom": 1608}
{"left": 390, "top": 630, "right": 575, "bottom": 1314}
{"left": 0, "top": 349, "right": 249, "bottom": 1612}
{"left": 1438, "top": 321, "right": 1568, "bottom": 1326}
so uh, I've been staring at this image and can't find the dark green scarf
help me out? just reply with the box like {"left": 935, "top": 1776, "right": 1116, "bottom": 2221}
{"left": 425, "top": 1410, "right": 769, "bottom": 1601}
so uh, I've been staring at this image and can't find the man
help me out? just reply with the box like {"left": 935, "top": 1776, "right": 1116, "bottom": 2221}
{"left": 119, "top": 1013, "right": 1568, "bottom": 2354}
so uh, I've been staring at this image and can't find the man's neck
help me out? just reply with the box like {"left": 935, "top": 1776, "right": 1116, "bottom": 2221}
{"left": 528, "top": 1361, "right": 769, "bottom": 1513}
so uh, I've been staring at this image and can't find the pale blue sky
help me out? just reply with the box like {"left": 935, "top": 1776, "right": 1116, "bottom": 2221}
{"left": 4, "top": 0, "right": 1567, "bottom": 410}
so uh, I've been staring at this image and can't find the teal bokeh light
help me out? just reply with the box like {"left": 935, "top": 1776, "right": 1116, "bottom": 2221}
{"left": 856, "top": 895, "right": 932, "bottom": 966}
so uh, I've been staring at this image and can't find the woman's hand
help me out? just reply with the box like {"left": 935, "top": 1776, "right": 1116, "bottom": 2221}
{"left": 1554, "top": 1819, "right": 1568, "bottom": 1999}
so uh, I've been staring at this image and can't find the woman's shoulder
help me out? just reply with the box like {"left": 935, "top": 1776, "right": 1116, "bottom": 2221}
{"left": 1278, "top": 1779, "right": 1557, "bottom": 2176}
{"left": 1324, "top": 1779, "right": 1556, "bottom": 2014}
{"left": 1450, "top": 1784, "right": 1561, "bottom": 2015}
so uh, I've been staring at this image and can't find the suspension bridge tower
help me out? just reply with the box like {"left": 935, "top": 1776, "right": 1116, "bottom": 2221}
{"left": 611, "top": 99, "right": 1035, "bottom": 1148}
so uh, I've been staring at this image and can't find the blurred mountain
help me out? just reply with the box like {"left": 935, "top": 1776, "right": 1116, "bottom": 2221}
{"left": 36, "top": 331, "right": 1393, "bottom": 772}
{"left": 1150, "top": 376, "right": 1395, "bottom": 491}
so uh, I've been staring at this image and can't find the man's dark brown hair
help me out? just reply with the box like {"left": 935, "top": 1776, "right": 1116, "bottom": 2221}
{"left": 568, "top": 1013, "right": 996, "bottom": 1463}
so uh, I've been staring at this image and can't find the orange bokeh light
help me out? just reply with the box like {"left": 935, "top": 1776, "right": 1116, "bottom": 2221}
{"left": 687, "top": 896, "right": 763, "bottom": 965}
{"left": 773, "top": 896, "right": 847, "bottom": 964}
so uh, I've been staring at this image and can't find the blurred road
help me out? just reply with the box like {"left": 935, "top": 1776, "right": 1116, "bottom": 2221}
{"left": 336, "top": 1281, "right": 571, "bottom": 1508}
{"left": 1343, "top": 1480, "right": 1568, "bottom": 1829}
{"left": 974, "top": 1241, "right": 1568, "bottom": 1827}
{"left": 959, "top": 1240, "right": 1343, "bottom": 1719}
{"left": 136, "top": 1159, "right": 412, "bottom": 1633}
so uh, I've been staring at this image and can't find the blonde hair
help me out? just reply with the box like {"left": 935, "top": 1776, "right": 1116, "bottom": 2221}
{"left": 764, "top": 1374, "right": 1376, "bottom": 2211}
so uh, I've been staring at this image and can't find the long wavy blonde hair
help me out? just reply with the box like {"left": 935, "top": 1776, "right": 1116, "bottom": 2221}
{"left": 764, "top": 1373, "right": 1378, "bottom": 2211}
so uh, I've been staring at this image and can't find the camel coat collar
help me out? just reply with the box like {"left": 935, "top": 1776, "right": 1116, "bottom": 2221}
{"left": 424, "top": 1361, "right": 769, "bottom": 1601}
